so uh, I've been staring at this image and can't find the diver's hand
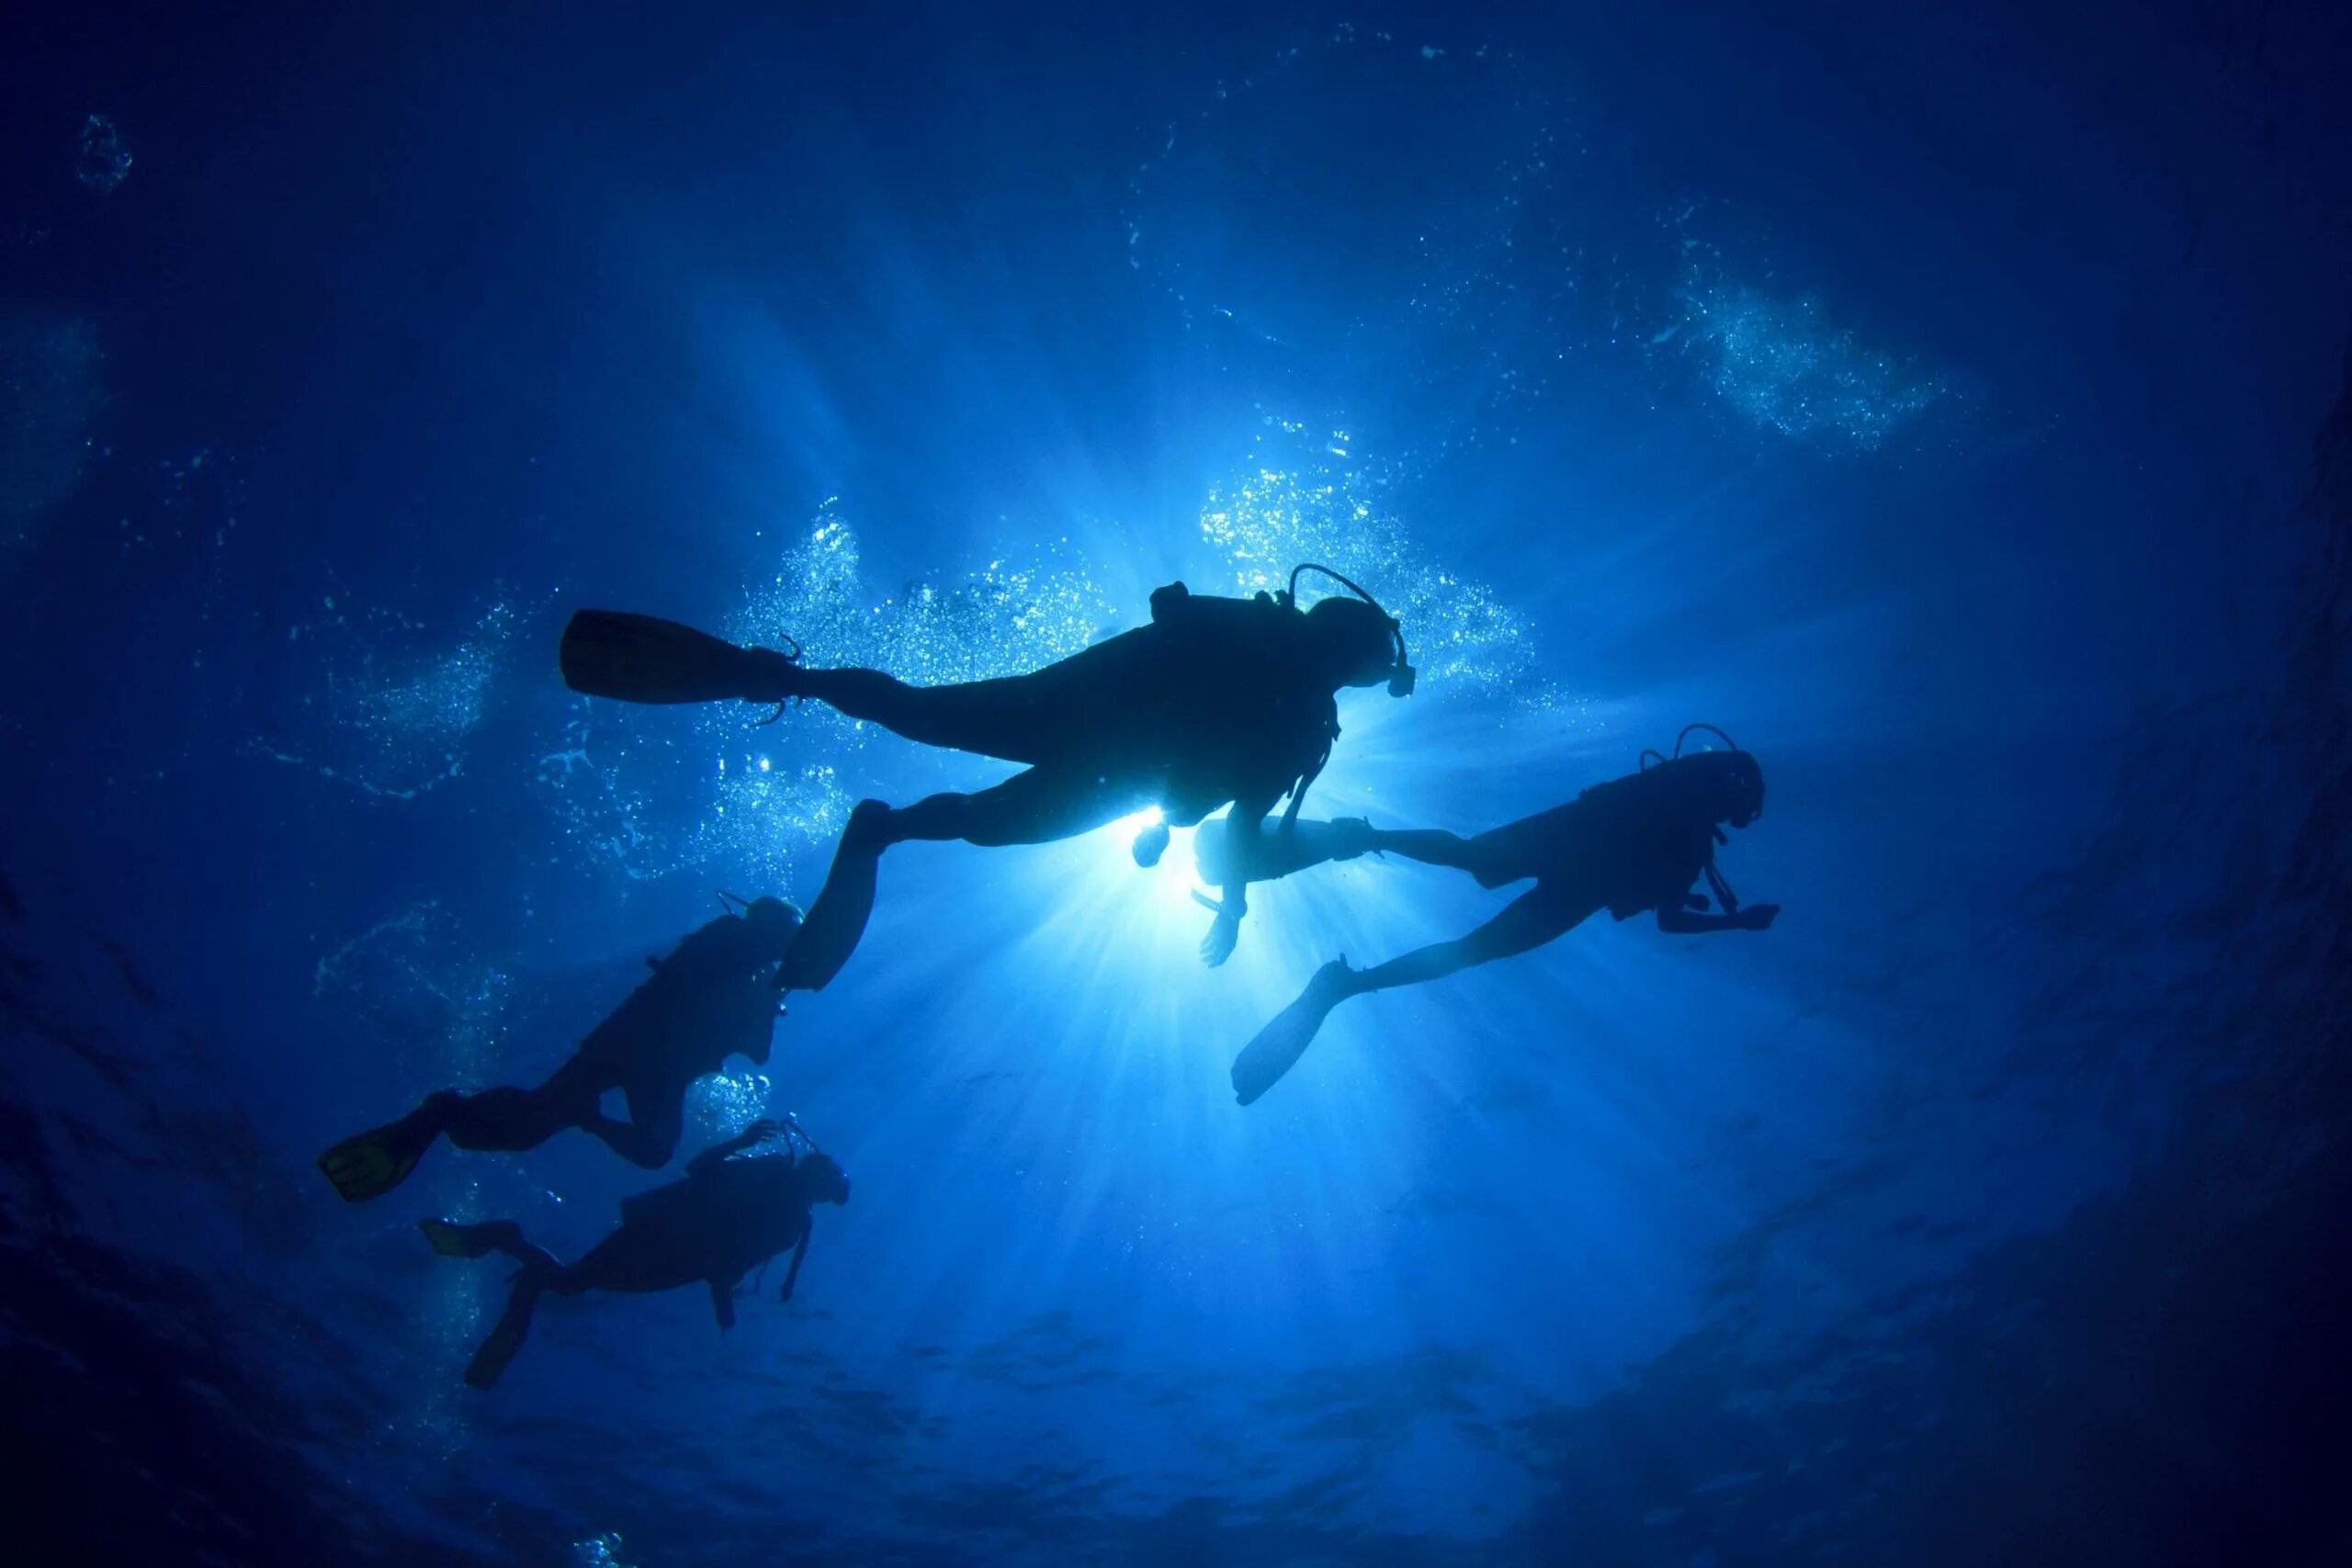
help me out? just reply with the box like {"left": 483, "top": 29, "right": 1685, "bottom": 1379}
{"left": 1200, "top": 908, "right": 1244, "bottom": 967}
{"left": 1736, "top": 904, "right": 1781, "bottom": 931}
{"left": 1330, "top": 817, "right": 1375, "bottom": 859}
{"left": 743, "top": 1119, "right": 785, "bottom": 1145}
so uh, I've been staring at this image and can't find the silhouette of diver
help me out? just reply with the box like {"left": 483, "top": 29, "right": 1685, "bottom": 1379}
{"left": 317, "top": 896, "right": 812, "bottom": 1201}
{"left": 559, "top": 564, "right": 1415, "bottom": 979}
{"left": 1223, "top": 728, "right": 1781, "bottom": 1105}
{"left": 419, "top": 1117, "right": 851, "bottom": 1389}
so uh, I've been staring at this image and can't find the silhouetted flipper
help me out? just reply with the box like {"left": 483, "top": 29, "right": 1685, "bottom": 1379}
{"left": 560, "top": 610, "right": 795, "bottom": 705}
{"left": 315, "top": 1095, "right": 451, "bottom": 1202}
{"left": 465, "top": 1282, "right": 543, "bottom": 1390}
{"left": 1230, "top": 961, "right": 1355, "bottom": 1105}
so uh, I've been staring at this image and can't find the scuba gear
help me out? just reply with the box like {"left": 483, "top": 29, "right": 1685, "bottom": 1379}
{"left": 1639, "top": 723, "right": 1765, "bottom": 829}
{"left": 1280, "top": 563, "right": 1416, "bottom": 697}
{"left": 717, "top": 889, "right": 805, "bottom": 936}
{"left": 560, "top": 609, "right": 801, "bottom": 706}
{"left": 1268, "top": 564, "right": 1413, "bottom": 826}
{"left": 1270, "top": 566, "right": 1411, "bottom": 831}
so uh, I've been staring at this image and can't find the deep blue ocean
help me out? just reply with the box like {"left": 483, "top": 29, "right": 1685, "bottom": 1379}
{"left": 5, "top": 3, "right": 2350, "bottom": 1563}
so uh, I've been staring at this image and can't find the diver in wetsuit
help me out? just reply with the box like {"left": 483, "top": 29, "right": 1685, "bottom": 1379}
{"left": 559, "top": 565, "right": 1416, "bottom": 980}
{"left": 418, "top": 1117, "right": 852, "bottom": 1389}
{"left": 1224, "top": 728, "right": 1781, "bottom": 1105}
{"left": 316, "top": 896, "right": 809, "bottom": 1202}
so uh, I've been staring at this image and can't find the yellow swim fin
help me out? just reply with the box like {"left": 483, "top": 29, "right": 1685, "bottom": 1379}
{"left": 315, "top": 1099, "right": 447, "bottom": 1202}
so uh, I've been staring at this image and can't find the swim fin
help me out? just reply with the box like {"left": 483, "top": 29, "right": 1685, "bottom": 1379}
{"left": 464, "top": 1280, "right": 542, "bottom": 1391}
{"left": 418, "top": 1218, "right": 526, "bottom": 1259}
{"left": 560, "top": 610, "right": 798, "bottom": 705}
{"left": 1231, "top": 961, "right": 1356, "bottom": 1106}
{"left": 315, "top": 1095, "right": 452, "bottom": 1203}
{"left": 773, "top": 802, "right": 888, "bottom": 993}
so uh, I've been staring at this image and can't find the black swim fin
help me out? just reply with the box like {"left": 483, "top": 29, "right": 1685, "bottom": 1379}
{"left": 560, "top": 610, "right": 798, "bottom": 705}
{"left": 464, "top": 1278, "right": 544, "bottom": 1391}
{"left": 1231, "top": 961, "right": 1356, "bottom": 1106}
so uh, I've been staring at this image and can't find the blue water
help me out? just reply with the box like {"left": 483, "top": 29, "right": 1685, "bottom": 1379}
{"left": 5, "top": 3, "right": 2350, "bottom": 1563}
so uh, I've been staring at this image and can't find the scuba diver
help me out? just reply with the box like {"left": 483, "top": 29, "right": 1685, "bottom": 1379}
{"left": 419, "top": 1116, "right": 852, "bottom": 1389}
{"left": 1223, "top": 728, "right": 1781, "bottom": 1106}
{"left": 316, "top": 895, "right": 808, "bottom": 1202}
{"left": 559, "top": 564, "right": 1415, "bottom": 980}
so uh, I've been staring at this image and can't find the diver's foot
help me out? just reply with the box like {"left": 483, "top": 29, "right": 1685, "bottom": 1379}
{"left": 841, "top": 797, "right": 898, "bottom": 851}
{"left": 315, "top": 1092, "right": 457, "bottom": 1203}
{"left": 1306, "top": 956, "right": 1362, "bottom": 1001}
{"left": 739, "top": 643, "right": 807, "bottom": 705}
{"left": 1131, "top": 820, "right": 1171, "bottom": 868}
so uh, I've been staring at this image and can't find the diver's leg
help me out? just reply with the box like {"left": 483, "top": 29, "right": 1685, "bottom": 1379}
{"left": 789, "top": 668, "right": 1058, "bottom": 763}
{"left": 781, "top": 771, "right": 1155, "bottom": 990}
{"left": 883, "top": 765, "right": 1155, "bottom": 849}
{"left": 1231, "top": 885, "right": 1597, "bottom": 1106}
{"left": 1194, "top": 816, "right": 1377, "bottom": 888}
{"left": 581, "top": 1077, "right": 686, "bottom": 1170}
{"left": 1349, "top": 884, "right": 1598, "bottom": 995}
{"left": 1360, "top": 828, "right": 1487, "bottom": 874}
{"left": 437, "top": 1086, "right": 574, "bottom": 1153}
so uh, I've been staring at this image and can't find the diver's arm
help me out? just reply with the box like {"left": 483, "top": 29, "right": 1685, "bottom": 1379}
{"left": 1657, "top": 900, "right": 1779, "bottom": 934}
{"left": 686, "top": 1119, "right": 781, "bottom": 1175}
{"left": 1200, "top": 795, "right": 1277, "bottom": 966}
{"left": 777, "top": 1220, "right": 812, "bottom": 1303}
{"left": 708, "top": 1276, "right": 740, "bottom": 1332}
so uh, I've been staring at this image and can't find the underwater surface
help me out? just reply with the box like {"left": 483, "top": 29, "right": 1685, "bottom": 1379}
{"left": 5, "top": 2, "right": 2351, "bottom": 1562}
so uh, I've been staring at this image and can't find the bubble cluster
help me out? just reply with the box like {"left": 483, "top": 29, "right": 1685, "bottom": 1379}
{"left": 571, "top": 1534, "right": 638, "bottom": 1568}
{"left": 0, "top": 308, "right": 104, "bottom": 552}
{"left": 255, "top": 597, "right": 516, "bottom": 801}
{"left": 1662, "top": 276, "right": 1942, "bottom": 450}
{"left": 312, "top": 901, "right": 512, "bottom": 1083}
{"left": 730, "top": 506, "right": 1119, "bottom": 689}
{"left": 686, "top": 1068, "right": 774, "bottom": 1146}
{"left": 1200, "top": 421, "right": 1549, "bottom": 702}
{"left": 74, "top": 114, "right": 131, "bottom": 194}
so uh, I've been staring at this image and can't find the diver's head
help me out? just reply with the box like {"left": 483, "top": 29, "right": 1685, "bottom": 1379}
{"left": 1306, "top": 596, "right": 1397, "bottom": 687}
{"left": 1287, "top": 564, "right": 1414, "bottom": 696}
{"left": 1677, "top": 749, "right": 1765, "bottom": 829}
{"left": 744, "top": 896, "right": 804, "bottom": 941}
{"left": 1643, "top": 725, "right": 1764, "bottom": 829}
{"left": 800, "top": 1151, "right": 852, "bottom": 1207}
